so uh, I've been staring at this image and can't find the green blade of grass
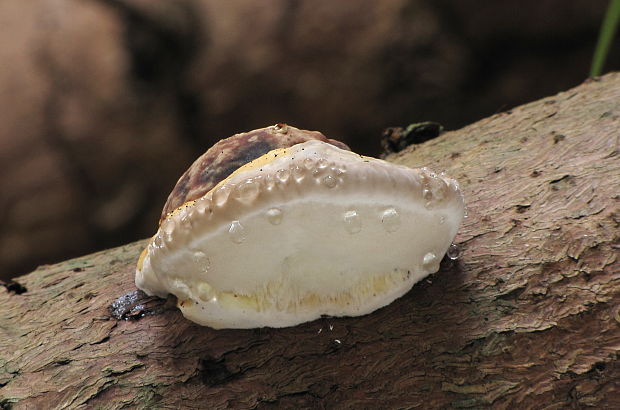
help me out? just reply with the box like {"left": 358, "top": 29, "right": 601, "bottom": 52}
{"left": 591, "top": 0, "right": 620, "bottom": 77}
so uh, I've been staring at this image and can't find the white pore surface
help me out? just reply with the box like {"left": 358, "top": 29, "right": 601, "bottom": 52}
{"left": 136, "top": 140, "right": 464, "bottom": 329}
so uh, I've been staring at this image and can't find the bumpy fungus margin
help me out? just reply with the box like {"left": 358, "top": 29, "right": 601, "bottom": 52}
{"left": 1, "top": 74, "right": 620, "bottom": 408}
{"left": 137, "top": 138, "right": 463, "bottom": 328}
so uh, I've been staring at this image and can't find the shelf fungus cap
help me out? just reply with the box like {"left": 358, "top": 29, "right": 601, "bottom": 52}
{"left": 136, "top": 128, "right": 464, "bottom": 329}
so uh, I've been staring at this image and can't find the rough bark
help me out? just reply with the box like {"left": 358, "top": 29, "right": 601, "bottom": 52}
{"left": 0, "top": 0, "right": 608, "bottom": 281}
{"left": 1, "top": 73, "right": 620, "bottom": 409}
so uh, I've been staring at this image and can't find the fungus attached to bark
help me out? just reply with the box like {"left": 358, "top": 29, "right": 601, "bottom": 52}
{"left": 136, "top": 125, "right": 464, "bottom": 329}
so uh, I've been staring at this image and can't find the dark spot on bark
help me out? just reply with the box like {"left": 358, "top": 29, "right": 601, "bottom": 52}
{"left": 450, "top": 152, "right": 460, "bottom": 159}
{"left": 515, "top": 204, "right": 530, "bottom": 213}
{"left": 72, "top": 267, "right": 83, "bottom": 272}
{"left": 200, "top": 358, "right": 237, "bottom": 386}
{"left": 54, "top": 358, "right": 71, "bottom": 366}
{"left": 549, "top": 174, "right": 574, "bottom": 191}
{"left": 380, "top": 122, "right": 444, "bottom": 155}
{"left": 1, "top": 279, "right": 27, "bottom": 295}
{"left": 553, "top": 133, "right": 566, "bottom": 144}
{"left": 0, "top": 398, "right": 14, "bottom": 409}
{"left": 593, "top": 361, "right": 606, "bottom": 371}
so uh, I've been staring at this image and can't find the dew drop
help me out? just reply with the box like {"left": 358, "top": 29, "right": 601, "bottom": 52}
{"left": 264, "top": 175, "right": 276, "bottom": 191}
{"left": 436, "top": 180, "right": 448, "bottom": 201}
{"left": 423, "top": 187, "right": 434, "bottom": 209}
{"left": 180, "top": 212, "right": 194, "bottom": 230}
{"left": 213, "top": 185, "right": 232, "bottom": 207}
{"left": 161, "top": 219, "right": 174, "bottom": 235}
{"left": 447, "top": 243, "right": 460, "bottom": 260}
{"left": 451, "top": 180, "right": 460, "bottom": 192}
{"left": 422, "top": 252, "right": 437, "bottom": 271}
{"left": 197, "top": 282, "right": 215, "bottom": 302}
{"left": 162, "top": 232, "right": 173, "bottom": 244}
{"left": 343, "top": 210, "right": 362, "bottom": 234}
{"left": 303, "top": 157, "right": 315, "bottom": 170}
{"left": 177, "top": 206, "right": 189, "bottom": 220}
{"left": 153, "top": 234, "right": 164, "bottom": 249}
{"left": 276, "top": 168, "right": 290, "bottom": 183}
{"left": 292, "top": 165, "right": 305, "bottom": 182}
{"left": 170, "top": 278, "right": 190, "bottom": 299}
{"left": 266, "top": 208, "right": 283, "bottom": 225}
{"left": 235, "top": 178, "right": 260, "bottom": 203}
{"left": 381, "top": 208, "right": 401, "bottom": 232}
{"left": 228, "top": 220, "right": 246, "bottom": 244}
{"left": 322, "top": 174, "right": 337, "bottom": 188}
{"left": 160, "top": 220, "right": 175, "bottom": 243}
{"left": 423, "top": 188, "right": 432, "bottom": 201}
{"left": 317, "top": 158, "right": 328, "bottom": 169}
{"left": 195, "top": 198, "right": 212, "bottom": 215}
{"left": 192, "top": 251, "right": 211, "bottom": 273}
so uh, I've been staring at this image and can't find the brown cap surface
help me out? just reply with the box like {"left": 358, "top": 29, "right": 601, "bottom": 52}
{"left": 161, "top": 124, "right": 349, "bottom": 222}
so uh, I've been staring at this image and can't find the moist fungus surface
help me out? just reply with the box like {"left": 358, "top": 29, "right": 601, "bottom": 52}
{"left": 137, "top": 131, "right": 464, "bottom": 329}
{"left": 161, "top": 124, "right": 349, "bottom": 222}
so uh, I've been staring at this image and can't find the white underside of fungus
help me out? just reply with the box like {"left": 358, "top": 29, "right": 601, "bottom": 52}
{"left": 136, "top": 140, "right": 464, "bottom": 329}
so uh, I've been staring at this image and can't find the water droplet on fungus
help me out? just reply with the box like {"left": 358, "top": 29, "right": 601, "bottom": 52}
{"left": 447, "top": 243, "right": 460, "bottom": 260}
{"left": 266, "top": 208, "right": 283, "bottom": 225}
{"left": 322, "top": 174, "right": 337, "bottom": 188}
{"left": 229, "top": 220, "right": 247, "bottom": 244}
{"left": 381, "top": 208, "right": 400, "bottom": 232}
{"left": 343, "top": 210, "right": 362, "bottom": 234}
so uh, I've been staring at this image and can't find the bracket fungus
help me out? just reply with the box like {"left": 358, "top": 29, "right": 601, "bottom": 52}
{"left": 136, "top": 125, "right": 464, "bottom": 329}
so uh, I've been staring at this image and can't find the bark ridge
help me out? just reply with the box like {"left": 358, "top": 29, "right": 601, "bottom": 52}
{"left": 1, "top": 74, "right": 620, "bottom": 409}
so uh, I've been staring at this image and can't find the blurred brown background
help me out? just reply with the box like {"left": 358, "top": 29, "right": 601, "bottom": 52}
{"left": 0, "top": 0, "right": 615, "bottom": 280}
